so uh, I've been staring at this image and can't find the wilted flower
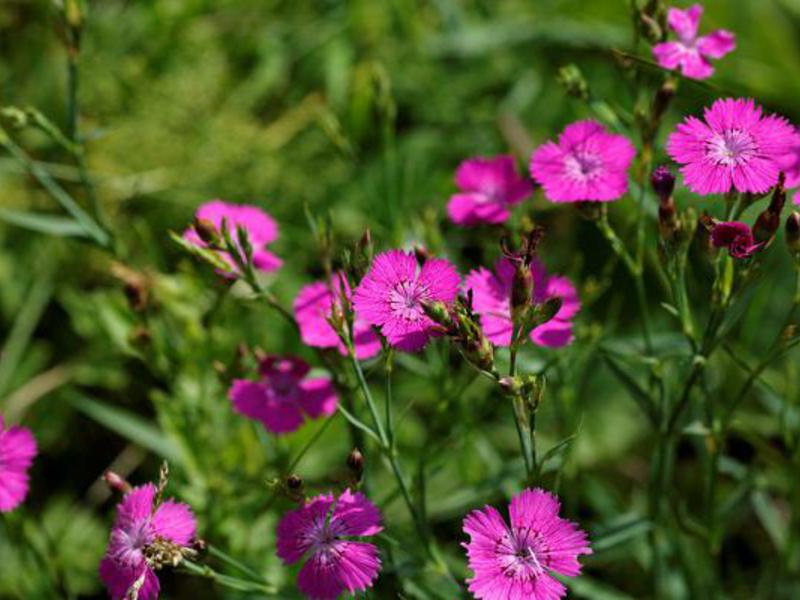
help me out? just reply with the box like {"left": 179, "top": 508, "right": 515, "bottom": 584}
{"left": 465, "top": 258, "right": 580, "bottom": 348}
{"left": 447, "top": 155, "right": 533, "bottom": 226}
{"left": 229, "top": 356, "right": 337, "bottom": 434}
{"left": 99, "top": 484, "right": 196, "bottom": 600}
{"left": 667, "top": 98, "right": 797, "bottom": 195}
{"left": 710, "top": 221, "right": 762, "bottom": 258}
{"left": 353, "top": 250, "right": 460, "bottom": 352}
{"left": 652, "top": 4, "right": 735, "bottom": 80}
{"left": 462, "top": 488, "right": 591, "bottom": 600}
{"left": 277, "top": 489, "right": 382, "bottom": 600}
{"left": 183, "top": 200, "right": 282, "bottom": 275}
{"left": 529, "top": 120, "right": 636, "bottom": 203}
{"left": 0, "top": 416, "right": 37, "bottom": 513}
{"left": 293, "top": 272, "right": 381, "bottom": 360}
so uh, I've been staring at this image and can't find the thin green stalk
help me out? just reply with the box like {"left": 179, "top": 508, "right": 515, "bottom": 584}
{"left": 511, "top": 397, "right": 534, "bottom": 482}
{"left": 181, "top": 559, "right": 276, "bottom": 594}
{"left": 207, "top": 545, "right": 269, "bottom": 584}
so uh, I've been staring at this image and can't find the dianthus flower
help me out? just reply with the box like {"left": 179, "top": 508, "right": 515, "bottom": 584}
{"left": 293, "top": 272, "right": 380, "bottom": 360}
{"left": 229, "top": 356, "right": 337, "bottom": 434}
{"left": 447, "top": 155, "right": 533, "bottom": 226}
{"left": 465, "top": 258, "right": 580, "bottom": 348}
{"left": 99, "top": 484, "right": 196, "bottom": 600}
{"left": 277, "top": 489, "right": 382, "bottom": 600}
{"left": 710, "top": 221, "right": 762, "bottom": 258}
{"left": 0, "top": 416, "right": 37, "bottom": 513}
{"left": 529, "top": 120, "right": 635, "bottom": 203}
{"left": 652, "top": 4, "right": 735, "bottom": 80}
{"left": 667, "top": 98, "right": 797, "bottom": 195}
{"left": 353, "top": 250, "right": 460, "bottom": 352}
{"left": 183, "top": 199, "right": 282, "bottom": 275}
{"left": 462, "top": 488, "right": 591, "bottom": 600}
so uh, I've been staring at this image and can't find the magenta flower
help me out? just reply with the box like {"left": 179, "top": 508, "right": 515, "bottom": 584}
{"left": 277, "top": 489, "right": 382, "bottom": 600}
{"left": 465, "top": 258, "right": 580, "bottom": 348}
{"left": 229, "top": 356, "right": 337, "bottom": 434}
{"left": 293, "top": 273, "right": 381, "bottom": 360}
{"left": 183, "top": 199, "right": 282, "bottom": 275}
{"left": 777, "top": 132, "right": 800, "bottom": 193}
{"left": 0, "top": 416, "right": 37, "bottom": 513}
{"left": 710, "top": 221, "right": 762, "bottom": 258}
{"left": 529, "top": 120, "right": 635, "bottom": 203}
{"left": 353, "top": 250, "right": 460, "bottom": 352}
{"left": 668, "top": 98, "right": 797, "bottom": 196}
{"left": 99, "top": 484, "right": 196, "bottom": 600}
{"left": 652, "top": 4, "right": 735, "bottom": 80}
{"left": 447, "top": 155, "right": 533, "bottom": 226}
{"left": 463, "top": 488, "right": 591, "bottom": 600}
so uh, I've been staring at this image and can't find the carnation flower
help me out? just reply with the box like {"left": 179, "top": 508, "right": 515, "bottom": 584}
{"left": 293, "top": 272, "right": 381, "bottom": 360}
{"left": 0, "top": 416, "right": 37, "bottom": 513}
{"left": 777, "top": 133, "right": 800, "bottom": 193}
{"left": 276, "top": 489, "right": 382, "bottom": 600}
{"left": 465, "top": 258, "right": 580, "bottom": 348}
{"left": 353, "top": 250, "right": 460, "bottom": 352}
{"left": 99, "top": 484, "right": 196, "bottom": 600}
{"left": 447, "top": 155, "right": 533, "bottom": 226}
{"left": 229, "top": 356, "right": 337, "bottom": 434}
{"left": 652, "top": 4, "right": 735, "bottom": 80}
{"left": 529, "top": 120, "right": 636, "bottom": 203}
{"left": 462, "top": 488, "right": 591, "bottom": 600}
{"left": 183, "top": 199, "right": 282, "bottom": 275}
{"left": 710, "top": 221, "right": 762, "bottom": 258}
{"left": 667, "top": 98, "right": 797, "bottom": 195}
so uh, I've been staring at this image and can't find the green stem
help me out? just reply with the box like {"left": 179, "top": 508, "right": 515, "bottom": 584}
{"left": 181, "top": 559, "right": 276, "bottom": 594}
{"left": 207, "top": 545, "right": 269, "bottom": 584}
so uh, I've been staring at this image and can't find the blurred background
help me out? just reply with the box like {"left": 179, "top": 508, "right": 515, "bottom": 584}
{"left": 2, "top": 0, "right": 800, "bottom": 598}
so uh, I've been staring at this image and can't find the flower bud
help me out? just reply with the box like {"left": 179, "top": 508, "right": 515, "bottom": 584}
{"left": 422, "top": 301, "right": 451, "bottom": 328}
{"left": 511, "top": 262, "right": 533, "bottom": 324}
{"left": 346, "top": 448, "right": 365, "bottom": 480}
{"left": 651, "top": 166, "right": 675, "bottom": 201}
{"left": 498, "top": 376, "right": 522, "bottom": 396}
{"left": 753, "top": 178, "right": 786, "bottom": 246}
{"left": 103, "top": 471, "right": 132, "bottom": 494}
{"left": 652, "top": 79, "right": 676, "bottom": 122}
{"left": 462, "top": 335, "right": 495, "bottom": 373}
{"left": 286, "top": 474, "right": 303, "bottom": 490}
{"left": 413, "top": 244, "right": 430, "bottom": 266}
{"left": 193, "top": 218, "right": 219, "bottom": 245}
{"left": 658, "top": 197, "right": 678, "bottom": 241}
{"left": 786, "top": 212, "right": 800, "bottom": 255}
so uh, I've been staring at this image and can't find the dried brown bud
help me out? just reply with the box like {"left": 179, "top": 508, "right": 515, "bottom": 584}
{"left": 193, "top": 218, "right": 219, "bottom": 244}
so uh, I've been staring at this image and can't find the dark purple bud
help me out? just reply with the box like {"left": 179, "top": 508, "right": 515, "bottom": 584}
{"left": 786, "top": 212, "right": 800, "bottom": 254}
{"left": 346, "top": 448, "right": 364, "bottom": 479}
{"left": 651, "top": 166, "right": 675, "bottom": 201}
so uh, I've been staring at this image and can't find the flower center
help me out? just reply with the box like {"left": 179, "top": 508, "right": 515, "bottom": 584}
{"left": 564, "top": 151, "right": 603, "bottom": 182}
{"left": 707, "top": 128, "right": 758, "bottom": 167}
{"left": 389, "top": 280, "right": 428, "bottom": 321}
{"left": 495, "top": 528, "right": 550, "bottom": 581}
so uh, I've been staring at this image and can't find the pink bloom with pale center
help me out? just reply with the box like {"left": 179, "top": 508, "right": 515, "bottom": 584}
{"left": 353, "top": 250, "right": 460, "bottom": 352}
{"left": 447, "top": 155, "right": 533, "bottom": 226}
{"left": 465, "top": 258, "right": 580, "bottom": 348}
{"left": 710, "top": 221, "right": 762, "bottom": 258}
{"left": 462, "top": 488, "right": 591, "bottom": 600}
{"left": 99, "top": 484, "right": 196, "bottom": 600}
{"left": 529, "top": 120, "right": 636, "bottom": 203}
{"left": 277, "top": 489, "right": 382, "bottom": 600}
{"left": 229, "top": 356, "right": 337, "bottom": 434}
{"left": 293, "top": 273, "right": 381, "bottom": 360}
{"left": 667, "top": 98, "right": 797, "bottom": 196}
{"left": 183, "top": 199, "right": 282, "bottom": 275}
{"left": 0, "top": 416, "right": 37, "bottom": 513}
{"left": 652, "top": 4, "right": 735, "bottom": 80}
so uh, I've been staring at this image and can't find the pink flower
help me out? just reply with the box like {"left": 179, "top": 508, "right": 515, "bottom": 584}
{"left": 667, "top": 98, "right": 797, "bottom": 196}
{"left": 293, "top": 273, "right": 381, "bottom": 360}
{"left": 652, "top": 4, "right": 735, "bottom": 80}
{"left": 277, "top": 489, "right": 382, "bottom": 600}
{"left": 183, "top": 199, "right": 282, "bottom": 275}
{"left": 353, "top": 250, "right": 460, "bottom": 352}
{"left": 529, "top": 120, "right": 635, "bottom": 203}
{"left": 229, "top": 356, "right": 337, "bottom": 434}
{"left": 465, "top": 258, "right": 580, "bottom": 348}
{"left": 710, "top": 221, "right": 762, "bottom": 258}
{"left": 0, "top": 416, "right": 37, "bottom": 513}
{"left": 99, "top": 484, "right": 196, "bottom": 600}
{"left": 462, "top": 488, "right": 591, "bottom": 600}
{"left": 777, "top": 132, "right": 800, "bottom": 193}
{"left": 447, "top": 155, "right": 533, "bottom": 226}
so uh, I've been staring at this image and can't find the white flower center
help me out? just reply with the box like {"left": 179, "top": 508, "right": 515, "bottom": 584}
{"left": 707, "top": 128, "right": 758, "bottom": 167}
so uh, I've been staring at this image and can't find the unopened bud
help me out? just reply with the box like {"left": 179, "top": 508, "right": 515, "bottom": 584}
{"left": 658, "top": 197, "right": 678, "bottom": 241}
{"left": 422, "top": 301, "right": 451, "bottom": 327}
{"left": 124, "top": 282, "right": 148, "bottom": 312}
{"left": 413, "top": 244, "right": 430, "bottom": 266}
{"left": 462, "top": 335, "right": 494, "bottom": 373}
{"left": 753, "top": 174, "right": 787, "bottom": 246}
{"left": 346, "top": 448, "right": 364, "bottom": 480}
{"left": 498, "top": 376, "right": 522, "bottom": 395}
{"left": 193, "top": 218, "right": 219, "bottom": 245}
{"left": 511, "top": 263, "right": 533, "bottom": 323}
{"left": 651, "top": 166, "right": 675, "bottom": 201}
{"left": 786, "top": 212, "right": 800, "bottom": 255}
{"left": 103, "top": 471, "right": 132, "bottom": 494}
{"left": 286, "top": 474, "right": 303, "bottom": 490}
{"left": 652, "top": 79, "right": 676, "bottom": 121}
{"left": 557, "top": 64, "right": 589, "bottom": 101}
